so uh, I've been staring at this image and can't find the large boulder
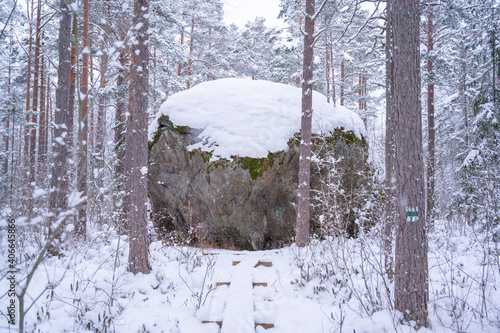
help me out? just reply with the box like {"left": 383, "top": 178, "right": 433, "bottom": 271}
{"left": 147, "top": 79, "right": 368, "bottom": 250}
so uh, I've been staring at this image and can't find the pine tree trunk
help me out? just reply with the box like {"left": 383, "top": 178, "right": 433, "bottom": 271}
{"left": 68, "top": 14, "right": 77, "bottom": 152}
{"left": 296, "top": 0, "right": 315, "bottom": 248}
{"left": 4, "top": 40, "right": 12, "bottom": 175}
{"left": 178, "top": 27, "right": 184, "bottom": 77}
{"left": 114, "top": 49, "right": 128, "bottom": 225}
{"left": 38, "top": 50, "right": 47, "bottom": 166}
{"left": 325, "top": 28, "right": 331, "bottom": 103}
{"left": 25, "top": 0, "right": 33, "bottom": 168}
{"left": 340, "top": 57, "right": 345, "bottom": 106}
{"left": 384, "top": 0, "right": 395, "bottom": 280}
{"left": 187, "top": 17, "right": 195, "bottom": 89}
{"left": 30, "top": 0, "right": 42, "bottom": 182}
{"left": 426, "top": 8, "right": 435, "bottom": 226}
{"left": 115, "top": 49, "right": 128, "bottom": 175}
{"left": 77, "top": 0, "right": 90, "bottom": 238}
{"left": 392, "top": 0, "right": 428, "bottom": 327}
{"left": 47, "top": 0, "right": 73, "bottom": 257}
{"left": 330, "top": 31, "right": 335, "bottom": 104}
{"left": 96, "top": 55, "right": 106, "bottom": 178}
{"left": 126, "top": 0, "right": 151, "bottom": 274}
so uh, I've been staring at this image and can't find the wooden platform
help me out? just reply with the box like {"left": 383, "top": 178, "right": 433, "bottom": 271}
{"left": 202, "top": 258, "right": 275, "bottom": 331}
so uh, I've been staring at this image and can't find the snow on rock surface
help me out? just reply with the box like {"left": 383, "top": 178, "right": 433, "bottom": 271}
{"left": 149, "top": 78, "right": 366, "bottom": 160}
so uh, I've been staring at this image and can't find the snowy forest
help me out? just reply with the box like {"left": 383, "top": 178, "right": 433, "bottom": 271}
{"left": 1, "top": 0, "right": 500, "bottom": 332}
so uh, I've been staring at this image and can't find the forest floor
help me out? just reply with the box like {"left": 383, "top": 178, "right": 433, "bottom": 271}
{"left": 1, "top": 220, "right": 500, "bottom": 333}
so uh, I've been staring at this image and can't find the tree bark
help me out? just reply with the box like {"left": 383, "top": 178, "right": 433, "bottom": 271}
{"left": 68, "top": 13, "right": 77, "bottom": 152}
{"left": 330, "top": 31, "right": 335, "bottom": 104}
{"left": 96, "top": 54, "right": 106, "bottom": 177}
{"left": 126, "top": 0, "right": 151, "bottom": 274}
{"left": 187, "top": 17, "right": 195, "bottom": 89}
{"left": 325, "top": 27, "right": 331, "bottom": 103}
{"left": 47, "top": 0, "right": 72, "bottom": 258}
{"left": 384, "top": 0, "right": 395, "bottom": 280}
{"left": 30, "top": 0, "right": 42, "bottom": 182}
{"left": 25, "top": 0, "right": 33, "bottom": 167}
{"left": 4, "top": 39, "right": 12, "bottom": 175}
{"left": 393, "top": 0, "right": 428, "bottom": 327}
{"left": 38, "top": 47, "right": 47, "bottom": 166}
{"left": 426, "top": 8, "right": 435, "bottom": 226}
{"left": 178, "top": 27, "right": 184, "bottom": 77}
{"left": 77, "top": 0, "right": 90, "bottom": 238}
{"left": 340, "top": 57, "right": 345, "bottom": 106}
{"left": 115, "top": 49, "right": 128, "bottom": 176}
{"left": 296, "top": 0, "right": 315, "bottom": 248}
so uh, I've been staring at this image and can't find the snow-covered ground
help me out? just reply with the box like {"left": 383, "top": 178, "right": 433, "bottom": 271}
{"left": 1, "top": 220, "right": 499, "bottom": 333}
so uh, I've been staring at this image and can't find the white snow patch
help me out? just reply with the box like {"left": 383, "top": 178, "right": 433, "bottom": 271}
{"left": 65, "top": 223, "right": 75, "bottom": 232}
{"left": 149, "top": 78, "right": 365, "bottom": 160}
{"left": 33, "top": 188, "right": 47, "bottom": 199}
{"left": 140, "top": 166, "right": 148, "bottom": 175}
{"left": 68, "top": 191, "right": 85, "bottom": 208}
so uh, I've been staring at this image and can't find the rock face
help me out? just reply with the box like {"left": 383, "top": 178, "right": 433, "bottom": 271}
{"left": 148, "top": 116, "right": 368, "bottom": 250}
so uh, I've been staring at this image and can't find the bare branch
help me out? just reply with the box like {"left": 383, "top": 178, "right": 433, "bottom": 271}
{"left": 312, "top": 0, "right": 330, "bottom": 23}
{"left": 0, "top": 0, "right": 18, "bottom": 40}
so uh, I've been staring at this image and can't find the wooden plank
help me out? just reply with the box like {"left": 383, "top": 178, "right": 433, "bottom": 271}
{"left": 216, "top": 282, "right": 230, "bottom": 286}
{"left": 252, "top": 282, "right": 268, "bottom": 287}
{"left": 254, "top": 261, "right": 272, "bottom": 268}
{"left": 255, "top": 323, "right": 275, "bottom": 329}
{"left": 202, "top": 321, "right": 222, "bottom": 328}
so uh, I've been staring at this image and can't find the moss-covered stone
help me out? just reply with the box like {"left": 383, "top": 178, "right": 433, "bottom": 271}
{"left": 148, "top": 116, "right": 369, "bottom": 250}
{"left": 149, "top": 127, "right": 162, "bottom": 150}
{"left": 238, "top": 153, "right": 275, "bottom": 180}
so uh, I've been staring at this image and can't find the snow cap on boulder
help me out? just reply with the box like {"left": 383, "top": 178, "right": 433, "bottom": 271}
{"left": 149, "top": 78, "right": 366, "bottom": 160}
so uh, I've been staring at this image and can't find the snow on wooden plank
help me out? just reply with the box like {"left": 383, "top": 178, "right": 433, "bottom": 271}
{"left": 220, "top": 259, "right": 256, "bottom": 333}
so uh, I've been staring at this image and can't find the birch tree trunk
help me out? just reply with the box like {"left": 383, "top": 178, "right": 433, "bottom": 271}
{"left": 393, "top": 0, "right": 428, "bottom": 327}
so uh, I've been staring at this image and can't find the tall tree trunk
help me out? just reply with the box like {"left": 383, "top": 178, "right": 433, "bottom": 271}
{"left": 187, "top": 17, "right": 195, "bottom": 89}
{"left": 38, "top": 49, "right": 47, "bottom": 166}
{"left": 46, "top": 0, "right": 72, "bottom": 259}
{"left": 30, "top": 0, "right": 42, "bottom": 182}
{"left": 384, "top": 0, "right": 395, "bottom": 280}
{"left": 340, "top": 58, "right": 345, "bottom": 106}
{"left": 296, "top": 0, "right": 315, "bottom": 247}
{"left": 126, "top": 0, "right": 151, "bottom": 274}
{"left": 178, "top": 27, "right": 184, "bottom": 77}
{"left": 296, "top": 8, "right": 304, "bottom": 87}
{"left": 359, "top": 73, "right": 367, "bottom": 128}
{"left": 325, "top": 27, "right": 331, "bottom": 103}
{"left": 491, "top": 8, "right": 497, "bottom": 107}
{"left": 115, "top": 49, "right": 128, "bottom": 177}
{"left": 426, "top": 8, "right": 435, "bottom": 226}
{"left": 4, "top": 39, "right": 12, "bottom": 175}
{"left": 96, "top": 54, "right": 106, "bottom": 179}
{"left": 68, "top": 13, "right": 77, "bottom": 152}
{"left": 25, "top": 0, "right": 33, "bottom": 167}
{"left": 393, "top": 0, "right": 428, "bottom": 327}
{"left": 330, "top": 31, "right": 335, "bottom": 105}
{"left": 77, "top": 0, "right": 90, "bottom": 238}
